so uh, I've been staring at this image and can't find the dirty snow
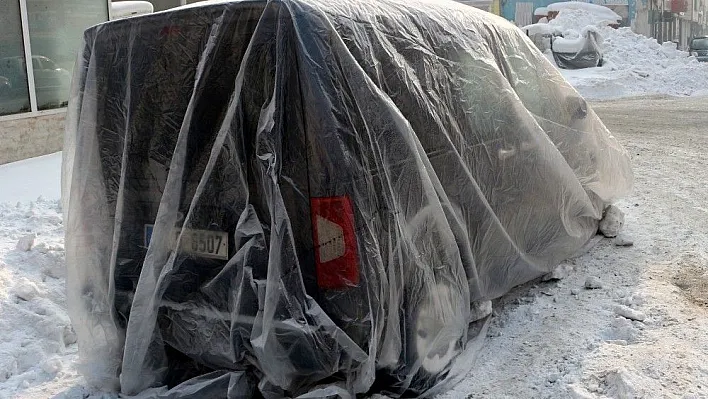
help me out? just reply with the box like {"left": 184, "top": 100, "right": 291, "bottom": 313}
{"left": 538, "top": 7, "right": 708, "bottom": 99}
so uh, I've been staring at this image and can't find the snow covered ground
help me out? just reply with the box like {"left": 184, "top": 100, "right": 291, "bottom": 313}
{"left": 0, "top": 152, "right": 62, "bottom": 204}
{"left": 542, "top": 7, "right": 708, "bottom": 100}
{"left": 1, "top": 97, "right": 707, "bottom": 399}
{"left": 0, "top": 153, "right": 85, "bottom": 399}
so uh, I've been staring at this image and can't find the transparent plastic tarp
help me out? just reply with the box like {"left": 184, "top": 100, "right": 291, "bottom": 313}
{"left": 551, "top": 28, "right": 604, "bottom": 69}
{"left": 62, "top": 0, "right": 632, "bottom": 397}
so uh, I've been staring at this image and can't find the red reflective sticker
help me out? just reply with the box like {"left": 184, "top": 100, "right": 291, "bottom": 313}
{"left": 310, "top": 196, "right": 359, "bottom": 290}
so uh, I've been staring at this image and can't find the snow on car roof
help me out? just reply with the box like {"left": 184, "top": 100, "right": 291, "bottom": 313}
{"left": 521, "top": 22, "right": 558, "bottom": 36}
{"left": 547, "top": 1, "right": 621, "bottom": 21}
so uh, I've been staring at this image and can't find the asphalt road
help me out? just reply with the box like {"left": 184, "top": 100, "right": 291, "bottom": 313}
{"left": 592, "top": 96, "right": 708, "bottom": 141}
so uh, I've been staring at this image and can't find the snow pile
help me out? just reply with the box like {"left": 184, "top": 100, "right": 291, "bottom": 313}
{"left": 0, "top": 199, "right": 87, "bottom": 399}
{"left": 0, "top": 153, "right": 112, "bottom": 399}
{"left": 548, "top": 10, "right": 610, "bottom": 36}
{"left": 546, "top": 7, "right": 708, "bottom": 99}
{"left": 523, "top": 22, "right": 557, "bottom": 36}
{"left": 602, "top": 28, "right": 691, "bottom": 71}
{"left": 547, "top": 2, "right": 621, "bottom": 26}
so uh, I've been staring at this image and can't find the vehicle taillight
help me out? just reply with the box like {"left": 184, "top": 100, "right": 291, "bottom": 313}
{"left": 310, "top": 196, "right": 359, "bottom": 290}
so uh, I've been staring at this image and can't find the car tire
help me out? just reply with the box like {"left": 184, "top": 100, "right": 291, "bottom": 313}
{"left": 396, "top": 206, "right": 468, "bottom": 393}
{"left": 403, "top": 280, "right": 467, "bottom": 395}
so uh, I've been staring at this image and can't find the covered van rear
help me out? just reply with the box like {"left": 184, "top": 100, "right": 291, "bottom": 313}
{"left": 62, "top": 0, "right": 632, "bottom": 397}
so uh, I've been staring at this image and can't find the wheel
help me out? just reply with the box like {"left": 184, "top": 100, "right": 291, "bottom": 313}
{"left": 398, "top": 206, "right": 468, "bottom": 393}
{"left": 410, "top": 281, "right": 466, "bottom": 376}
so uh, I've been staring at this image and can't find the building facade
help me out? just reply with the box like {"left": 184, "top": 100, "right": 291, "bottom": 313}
{"left": 0, "top": 0, "right": 108, "bottom": 164}
{"left": 633, "top": 0, "right": 708, "bottom": 47}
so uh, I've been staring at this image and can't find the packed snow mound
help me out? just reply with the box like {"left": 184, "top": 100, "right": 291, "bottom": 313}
{"left": 523, "top": 4, "right": 618, "bottom": 37}
{"left": 547, "top": 2, "right": 621, "bottom": 23}
{"left": 549, "top": 8, "right": 618, "bottom": 33}
{"left": 602, "top": 28, "right": 688, "bottom": 70}
{"left": 562, "top": 26, "right": 708, "bottom": 99}
{"left": 0, "top": 199, "right": 87, "bottom": 398}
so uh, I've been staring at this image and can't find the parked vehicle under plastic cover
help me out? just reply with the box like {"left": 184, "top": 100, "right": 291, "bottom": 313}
{"left": 551, "top": 29, "right": 604, "bottom": 69}
{"left": 61, "top": 0, "right": 633, "bottom": 397}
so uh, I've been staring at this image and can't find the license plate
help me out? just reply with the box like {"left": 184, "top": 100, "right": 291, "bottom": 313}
{"left": 144, "top": 224, "right": 229, "bottom": 260}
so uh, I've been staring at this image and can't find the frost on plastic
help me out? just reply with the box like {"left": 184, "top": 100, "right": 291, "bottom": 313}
{"left": 62, "top": 0, "right": 633, "bottom": 397}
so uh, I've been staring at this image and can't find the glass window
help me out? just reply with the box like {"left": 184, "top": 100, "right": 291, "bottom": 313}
{"left": 26, "top": 0, "right": 109, "bottom": 110}
{"left": 0, "top": 1, "right": 31, "bottom": 116}
{"left": 32, "top": 57, "right": 42, "bottom": 70}
{"left": 691, "top": 37, "right": 708, "bottom": 49}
